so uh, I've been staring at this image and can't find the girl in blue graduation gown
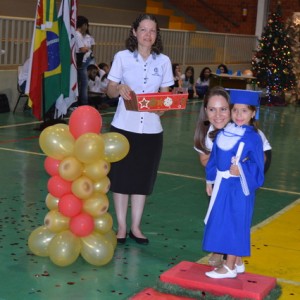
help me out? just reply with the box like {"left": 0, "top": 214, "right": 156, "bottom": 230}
{"left": 203, "top": 89, "right": 265, "bottom": 279}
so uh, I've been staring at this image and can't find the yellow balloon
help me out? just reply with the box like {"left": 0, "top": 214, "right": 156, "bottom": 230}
{"left": 101, "top": 132, "right": 130, "bottom": 163}
{"left": 72, "top": 176, "right": 94, "bottom": 199}
{"left": 104, "top": 230, "right": 117, "bottom": 249}
{"left": 81, "top": 232, "right": 114, "bottom": 266}
{"left": 94, "top": 212, "right": 113, "bottom": 234}
{"left": 74, "top": 133, "right": 105, "bottom": 164}
{"left": 83, "top": 193, "right": 109, "bottom": 217}
{"left": 59, "top": 156, "right": 83, "bottom": 181}
{"left": 44, "top": 210, "right": 69, "bottom": 233}
{"left": 93, "top": 176, "right": 110, "bottom": 194}
{"left": 45, "top": 193, "right": 59, "bottom": 210}
{"left": 28, "top": 225, "right": 56, "bottom": 257}
{"left": 83, "top": 159, "right": 111, "bottom": 182}
{"left": 39, "top": 124, "right": 75, "bottom": 160}
{"left": 49, "top": 230, "right": 81, "bottom": 267}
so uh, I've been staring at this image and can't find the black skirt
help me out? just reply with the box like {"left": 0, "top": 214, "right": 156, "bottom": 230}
{"left": 108, "top": 126, "right": 163, "bottom": 195}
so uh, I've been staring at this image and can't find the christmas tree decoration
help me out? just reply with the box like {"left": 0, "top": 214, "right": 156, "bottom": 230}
{"left": 251, "top": 4, "right": 296, "bottom": 104}
{"left": 286, "top": 13, "right": 300, "bottom": 104}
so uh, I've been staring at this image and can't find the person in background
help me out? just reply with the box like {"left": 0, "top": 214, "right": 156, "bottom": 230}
{"left": 18, "top": 58, "right": 30, "bottom": 93}
{"left": 171, "top": 63, "right": 182, "bottom": 90}
{"left": 96, "top": 62, "right": 119, "bottom": 107}
{"left": 87, "top": 64, "right": 109, "bottom": 110}
{"left": 106, "top": 14, "right": 174, "bottom": 245}
{"left": 181, "top": 66, "right": 197, "bottom": 99}
{"left": 196, "top": 67, "right": 211, "bottom": 98}
{"left": 98, "top": 62, "right": 110, "bottom": 78}
{"left": 203, "top": 89, "right": 265, "bottom": 279}
{"left": 194, "top": 86, "right": 272, "bottom": 268}
{"left": 217, "top": 64, "right": 229, "bottom": 74}
{"left": 75, "top": 15, "right": 95, "bottom": 105}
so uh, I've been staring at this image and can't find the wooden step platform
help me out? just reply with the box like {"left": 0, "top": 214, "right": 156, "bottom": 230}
{"left": 159, "top": 261, "right": 277, "bottom": 300}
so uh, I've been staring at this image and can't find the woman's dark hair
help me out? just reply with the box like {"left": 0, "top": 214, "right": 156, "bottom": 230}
{"left": 125, "top": 14, "right": 163, "bottom": 54}
{"left": 87, "top": 64, "right": 98, "bottom": 72}
{"left": 77, "top": 15, "right": 89, "bottom": 29}
{"left": 194, "top": 86, "right": 230, "bottom": 154}
{"left": 183, "top": 66, "right": 195, "bottom": 84}
{"left": 98, "top": 63, "right": 109, "bottom": 70}
{"left": 217, "top": 64, "right": 229, "bottom": 74}
{"left": 199, "top": 67, "right": 212, "bottom": 82}
{"left": 172, "top": 63, "right": 180, "bottom": 77}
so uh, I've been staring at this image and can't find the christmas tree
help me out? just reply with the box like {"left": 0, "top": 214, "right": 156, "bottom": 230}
{"left": 252, "top": 3, "right": 296, "bottom": 101}
{"left": 286, "top": 14, "right": 300, "bottom": 103}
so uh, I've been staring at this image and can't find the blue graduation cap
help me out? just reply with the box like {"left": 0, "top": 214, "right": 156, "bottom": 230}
{"left": 227, "top": 89, "right": 262, "bottom": 119}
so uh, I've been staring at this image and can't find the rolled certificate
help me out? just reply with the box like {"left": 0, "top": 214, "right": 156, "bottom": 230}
{"left": 234, "top": 142, "right": 245, "bottom": 165}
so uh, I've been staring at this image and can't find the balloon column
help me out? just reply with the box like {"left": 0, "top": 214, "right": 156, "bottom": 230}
{"left": 28, "top": 106, "right": 130, "bottom": 267}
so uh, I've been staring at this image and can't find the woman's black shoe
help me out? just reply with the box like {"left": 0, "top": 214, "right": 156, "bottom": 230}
{"left": 129, "top": 230, "right": 149, "bottom": 245}
{"left": 117, "top": 233, "right": 127, "bottom": 245}
{"left": 117, "top": 237, "right": 127, "bottom": 244}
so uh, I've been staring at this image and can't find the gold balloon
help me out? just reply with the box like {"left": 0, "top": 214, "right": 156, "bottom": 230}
{"left": 104, "top": 230, "right": 117, "bottom": 249}
{"left": 81, "top": 232, "right": 114, "bottom": 266}
{"left": 93, "top": 176, "right": 110, "bottom": 194}
{"left": 59, "top": 156, "right": 83, "bottom": 181}
{"left": 49, "top": 230, "right": 82, "bottom": 267}
{"left": 83, "top": 159, "right": 111, "bottom": 182}
{"left": 39, "top": 124, "right": 75, "bottom": 160}
{"left": 74, "top": 133, "right": 105, "bottom": 164}
{"left": 83, "top": 193, "right": 109, "bottom": 217}
{"left": 44, "top": 210, "right": 69, "bottom": 233}
{"left": 101, "top": 132, "right": 130, "bottom": 163}
{"left": 94, "top": 212, "right": 113, "bottom": 234}
{"left": 45, "top": 193, "right": 59, "bottom": 210}
{"left": 28, "top": 225, "right": 56, "bottom": 257}
{"left": 72, "top": 176, "right": 94, "bottom": 199}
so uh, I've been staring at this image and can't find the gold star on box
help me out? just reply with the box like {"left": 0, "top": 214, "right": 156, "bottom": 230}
{"left": 138, "top": 97, "right": 150, "bottom": 109}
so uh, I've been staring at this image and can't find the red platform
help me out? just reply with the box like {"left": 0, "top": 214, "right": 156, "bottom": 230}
{"left": 130, "top": 287, "right": 192, "bottom": 299}
{"left": 160, "top": 261, "right": 276, "bottom": 300}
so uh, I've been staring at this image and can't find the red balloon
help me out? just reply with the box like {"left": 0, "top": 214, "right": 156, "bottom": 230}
{"left": 47, "top": 175, "right": 72, "bottom": 198}
{"left": 58, "top": 194, "right": 83, "bottom": 217}
{"left": 44, "top": 157, "right": 61, "bottom": 176}
{"left": 69, "top": 106, "right": 102, "bottom": 139}
{"left": 69, "top": 212, "right": 94, "bottom": 237}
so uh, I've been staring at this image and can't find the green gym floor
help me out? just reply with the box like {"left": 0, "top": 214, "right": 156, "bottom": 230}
{"left": 0, "top": 99, "right": 299, "bottom": 299}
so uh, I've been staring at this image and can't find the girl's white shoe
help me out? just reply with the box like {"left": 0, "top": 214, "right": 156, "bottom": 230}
{"left": 205, "top": 264, "right": 237, "bottom": 279}
{"left": 235, "top": 262, "right": 245, "bottom": 273}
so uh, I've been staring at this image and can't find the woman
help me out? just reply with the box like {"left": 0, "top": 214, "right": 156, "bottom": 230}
{"left": 196, "top": 67, "right": 211, "bottom": 98}
{"left": 217, "top": 64, "right": 229, "bottom": 74}
{"left": 181, "top": 66, "right": 197, "bottom": 99}
{"left": 171, "top": 63, "right": 182, "bottom": 89}
{"left": 194, "top": 86, "right": 272, "bottom": 267}
{"left": 107, "top": 14, "right": 174, "bottom": 245}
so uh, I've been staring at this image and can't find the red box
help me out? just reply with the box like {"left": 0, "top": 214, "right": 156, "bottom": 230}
{"left": 124, "top": 89, "right": 188, "bottom": 112}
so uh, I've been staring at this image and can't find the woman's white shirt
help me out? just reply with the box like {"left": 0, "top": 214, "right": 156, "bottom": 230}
{"left": 108, "top": 50, "right": 174, "bottom": 134}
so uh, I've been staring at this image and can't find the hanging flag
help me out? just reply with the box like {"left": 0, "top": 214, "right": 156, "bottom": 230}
{"left": 56, "top": 0, "right": 78, "bottom": 117}
{"left": 43, "top": 0, "right": 62, "bottom": 118}
{"left": 25, "top": 0, "right": 49, "bottom": 120}
{"left": 26, "top": 0, "right": 62, "bottom": 120}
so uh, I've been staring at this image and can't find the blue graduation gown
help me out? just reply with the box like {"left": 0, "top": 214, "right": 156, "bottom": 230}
{"left": 202, "top": 123, "right": 264, "bottom": 256}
